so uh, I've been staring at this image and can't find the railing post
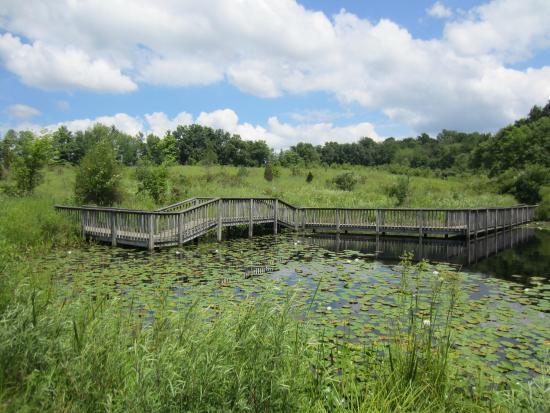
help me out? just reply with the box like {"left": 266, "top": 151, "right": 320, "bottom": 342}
{"left": 418, "top": 210, "right": 423, "bottom": 237}
{"left": 302, "top": 209, "right": 306, "bottom": 229}
{"left": 485, "top": 208, "right": 489, "bottom": 234}
{"left": 336, "top": 208, "right": 341, "bottom": 233}
{"left": 294, "top": 209, "right": 298, "bottom": 231}
{"left": 466, "top": 210, "right": 471, "bottom": 238}
{"left": 178, "top": 212, "right": 184, "bottom": 246}
{"left": 148, "top": 214, "right": 155, "bottom": 251}
{"left": 248, "top": 198, "right": 253, "bottom": 238}
{"left": 217, "top": 199, "right": 223, "bottom": 242}
{"left": 474, "top": 210, "right": 478, "bottom": 238}
{"left": 81, "top": 209, "right": 87, "bottom": 238}
{"left": 375, "top": 209, "right": 380, "bottom": 234}
{"left": 110, "top": 210, "right": 117, "bottom": 247}
{"left": 273, "top": 199, "right": 278, "bottom": 235}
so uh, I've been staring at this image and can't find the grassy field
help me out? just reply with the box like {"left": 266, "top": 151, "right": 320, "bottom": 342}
{"left": 0, "top": 165, "right": 548, "bottom": 412}
{"left": 37, "top": 164, "right": 517, "bottom": 210}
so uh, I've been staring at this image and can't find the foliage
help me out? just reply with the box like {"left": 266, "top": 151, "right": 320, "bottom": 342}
{"left": 74, "top": 140, "right": 122, "bottom": 206}
{"left": 388, "top": 175, "right": 410, "bottom": 206}
{"left": 306, "top": 171, "right": 313, "bottom": 183}
{"left": 135, "top": 161, "right": 169, "bottom": 204}
{"left": 12, "top": 132, "right": 52, "bottom": 194}
{"left": 513, "top": 166, "right": 549, "bottom": 204}
{"left": 333, "top": 171, "right": 358, "bottom": 191}
{"left": 264, "top": 162, "right": 274, "bottom": 182}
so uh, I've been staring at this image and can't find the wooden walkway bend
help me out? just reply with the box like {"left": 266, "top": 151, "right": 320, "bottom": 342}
{"left": 55, "top": 197, "right": 537, "bottom": 250}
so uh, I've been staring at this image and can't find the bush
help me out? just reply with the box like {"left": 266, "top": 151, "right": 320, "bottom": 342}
{"left": 12, "top": 134, "right": 51, "bottom": 195}
{"left": 74, "top": 140, "right": 122, "bottom": 206}
{"left": 306, "top": 171, "right": 313, "bottom": 183}
{"left": 264, "top": 162, "right": 274, "bottom": 182}
{"left": 333, "top": 171, "right": 357, "bottom": 191}
{"left": 388, "top": 175, "right": 410, "bottom": 206}
{"left": 135, "top": 161, "right": 168, "bottom": 204}
{"left": 514, "top": 166, "right": 549, "bottom": 204}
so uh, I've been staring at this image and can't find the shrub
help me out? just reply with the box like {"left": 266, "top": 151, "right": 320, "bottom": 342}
{"left": 306, "top": 171, "right": 313, "bottom": 183}
{"left": 74, "top": 140, "right": 122, "bottom": 206}
{"left": 333, "top": 171, "right": 357, "bottom": 191}
{"left": 264, "top": 162, "right": 274, "bottom": 182}
{"left": 135, "top": 161, "right": 168, "bottom": 204}
{"left": 388, "top": 175, "right": 410, "bottom": 206}
{"left": 12, "top": 134, "right": 51, "bottom": 195}
{"left": 510, "top": 166, "right": 549, "bottom": 204}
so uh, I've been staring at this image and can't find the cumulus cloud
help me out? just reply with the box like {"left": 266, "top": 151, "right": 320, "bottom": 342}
{"left": 38, "top": 109, "right": 380, "bottom": 149}
{"left": 7, "top": 103, "right": 41, "bottom": 120}
{"left": 0, "top": 0, "right": 549, "bottom": 132}
{"left": 444, "top": 0, "right": 550, "bottom": 63}
{"left": 48, "top": 113, "right": 144, "bottom": 136}
{"left": 0, "top": 33, "right": 137, "bottom": 92}
{"left": 144, "top": 112, "right": 193, "bottom": 136}
{"left": 427, "top": 2, "right": 453, "bottom": 18}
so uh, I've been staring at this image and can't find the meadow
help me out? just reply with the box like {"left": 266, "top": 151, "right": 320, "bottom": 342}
{"left": 36, "top": 163, "right": 518, "bottom": 210}
{"left": 0, "top": 164, "right": 548, "bottom": 412}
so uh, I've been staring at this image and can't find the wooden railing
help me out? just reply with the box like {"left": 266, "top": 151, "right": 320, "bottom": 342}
{"left": 55, "top": 198, "right": 538, "bottom": 250}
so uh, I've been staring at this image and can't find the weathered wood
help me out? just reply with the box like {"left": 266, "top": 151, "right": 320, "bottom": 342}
{"left": 248, "top": 198, "right": 253, "bottom": 238}
{"left": 148, "top": 214, "right": 154, "bottom": 251}
{"left": 110, "top": 211, "right": 117, "bottom": 246}
{"left": 54, "top": 199, "right": 538, "bottom": 249}
{"left": 273, "top": 199, "right": 278, "bottom": 235}
{"left": 217, "top": 199, "right": 222, "bottom": 242}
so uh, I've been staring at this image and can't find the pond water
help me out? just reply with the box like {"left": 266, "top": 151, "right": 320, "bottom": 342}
{"left": 42, "top": 227, "right": 549, "bottom": 383}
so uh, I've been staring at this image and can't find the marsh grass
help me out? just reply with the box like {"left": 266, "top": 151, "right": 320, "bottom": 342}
{"left": 28, "top": 164, "right": 517, "bottom": 210}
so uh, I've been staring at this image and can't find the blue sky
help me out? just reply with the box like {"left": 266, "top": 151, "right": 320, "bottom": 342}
{"left": 0, "top": 0, "right": 549, "bottom": 148}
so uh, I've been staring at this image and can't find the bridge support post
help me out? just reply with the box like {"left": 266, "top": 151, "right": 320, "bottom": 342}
{"left": 178, "top": 213, "right": 184, "bottom": 246}
{"left": 248, "top": 198, "right": 253, "bottom": 238}
{"left": 217, "top": 199, "right": 223, "bottom": 242}
{"left": 273, "top": 199, "right": 278, "bottom": 235}
{"left": 148, "top": 214, "right": 154, "bottom": 251}
{"left": 110, "top": 211, "right": 117, "bottom": 247}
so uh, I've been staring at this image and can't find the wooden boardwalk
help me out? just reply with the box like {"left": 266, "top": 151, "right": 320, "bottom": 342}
{"left": 55, "top": 197, "right": 537, "bottom": 250}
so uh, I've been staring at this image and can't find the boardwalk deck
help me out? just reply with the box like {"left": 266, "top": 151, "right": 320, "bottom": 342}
{"left": 55, "top": 197, "right": 537, "bottom": 250}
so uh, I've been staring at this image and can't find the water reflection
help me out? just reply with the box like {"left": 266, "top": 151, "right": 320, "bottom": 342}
{"left": 302, "top": 227, "right": 549, "bottom": 281}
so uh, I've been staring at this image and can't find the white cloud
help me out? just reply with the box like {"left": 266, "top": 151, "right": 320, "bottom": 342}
{"left": 49, "top": 113, "right": 144, "bottom": 136}
{"left": 144, "top": 112, "right": 193, "bottom": 136}
{"left": 7, "top": 103, "right": 41, "bottom": 120}
{"left": 0, "top": 0, "right": 549, "bottom": 132}
{"left": 444, "top": 0, "right": 550, "bottom": 63}
{"left": 31, "top": 109, "right": 381, "bottom": 149}
{"left": 427, "top": 2, "right": 453, "bottom": 19}
{"left": 0, "top": 33, "right": 136, "bottom": 92}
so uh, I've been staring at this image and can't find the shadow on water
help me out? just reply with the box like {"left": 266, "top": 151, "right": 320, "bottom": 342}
{"left": 301, "top": 227, "right": 549, "bottom": 283}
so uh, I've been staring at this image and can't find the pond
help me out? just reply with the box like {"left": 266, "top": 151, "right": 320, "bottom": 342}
{"left": 42, "top": 227, "right": 549, "bottom": 384}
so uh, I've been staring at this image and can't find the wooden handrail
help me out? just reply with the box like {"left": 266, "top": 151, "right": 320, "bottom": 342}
{"left": 55, "top": 198, "right": 538, "bottom": 250}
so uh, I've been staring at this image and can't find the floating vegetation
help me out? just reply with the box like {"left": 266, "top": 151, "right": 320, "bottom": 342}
{"left": 38, "top": 232, "right": 550, "bottom": 386}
